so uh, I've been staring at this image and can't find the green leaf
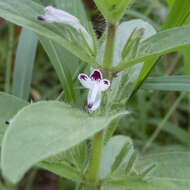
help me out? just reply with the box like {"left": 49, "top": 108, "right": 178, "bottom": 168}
{"left": 121, "top": 27, "right": 144, "bottom": 60}
{"left": 113, "top": 19, "right": 156, "bottom": 67}
{"left": 131, "top": 57, "right": 157, "bottom": 97}
{"left": 12, "top": 28, "right": 38, "bottom": 100}
{"left": 111, "top": 142, "right": 131, "bottom": 173}
{"left": 100, "top": 135, "right": 133, "bottom": 178}
{"left": 103, "top": 152, "right": 190, "bottom": 190}
{"left": 132, "top": 0, "right": 190, "bottom": 96}
{"left": 103, "top": 20, "right": 156, "bottom": 108}
{"left": 39, "top": 38, "right": 76, "bottom": 103}
{"left": 140, "top": 163, "right": 156, "bottom": 179}
{"left": 149, "top": 119, "right": 190, "bottom": 146}
{"left": 55, "top": 0, "right": 90, "bottom": 31}
{"left": 137, "top": 152, "right": 190, "bottom": 180}
{"left": 1, "top": 101, "right": 124, "bottom": 183}
{"left": 0, "top": 182, "right": 6, "bottom": 190}
{"left": 104, "top": 118, "right": 120, "bottom": 145}
{"left": 142, "top": 75, "right": 190, "bottom": 92}
{"left": 103, "top": 176, "right": 190, "bottom": 190}
{"left": 0, "top": 92, "right": 27, "bottom": 145}
{"left": 166, "top": 0, "right": 175, "bottom": 7}
{"left": 116, "top": 24, "right": 190, "bottom": 71}
{"left": 38, "top": 142, "right": 87, "bottom": 182}
{"left": 125, "top": 151, "right": 137, "bottom": 174}
{"left": 37, "top": 0, "right": 93, "bottom": 103}
{"left": 163, "top": 0, "right": 190, "bottom": 29}
{"left": 94, "top": 0, "right": 132, "bottom": 24}
{"left": 0, "top": 0, "right": 96, "bottom": 65}
{"left": 38, "top": 160, "right": 82, "bottom": 182}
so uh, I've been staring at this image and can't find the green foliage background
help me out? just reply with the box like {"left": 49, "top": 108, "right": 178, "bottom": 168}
{"left": 1, "top": 0, "right": 190, "bottom": 190}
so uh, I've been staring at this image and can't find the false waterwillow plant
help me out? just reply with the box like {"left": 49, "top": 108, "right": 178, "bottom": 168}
{"left": 1, "top": 0, "right": 190, "bottom": 190}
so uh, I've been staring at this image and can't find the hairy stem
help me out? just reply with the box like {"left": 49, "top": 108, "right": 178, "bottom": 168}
{"left": 85, "top": 22, "right": 116, "bottom": 190}
{"left": 85, "top": 130, "right": 104, "bottom": 190}
{"left": 103, "top": 23, "right": 116, "bottom": 70}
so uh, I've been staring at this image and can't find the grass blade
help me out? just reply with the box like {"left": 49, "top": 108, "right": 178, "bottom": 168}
{"left": 142, "top": 75, "right": 190, "bottom": 92}
{"left": 12, "top": 28, "right": 38, "bottom": 100}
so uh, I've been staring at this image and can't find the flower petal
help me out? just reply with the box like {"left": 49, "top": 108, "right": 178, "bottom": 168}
{"left": 88, "top": 88, "right": 102, "bottom": 111}
{"left": 78, "top": 73, "right": 93, "bottom": 89}
{"left": 38, "top": 6, "right": 93, "bottom": 49}
{"left": 90, "top": 69, "right": 102, "bottom": 81}
{"left": 38, "top": 6, "right": 79, "bottom": 24}
{"left": 100, "top": 79, "right": 110, "bottom": 91}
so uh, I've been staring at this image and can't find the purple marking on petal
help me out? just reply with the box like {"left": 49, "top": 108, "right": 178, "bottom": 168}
{"left": 80, "top": 74, "right": 88, "bottom": 80}
{"left": 90, "top": 70, "right": 102, "bottom": 80}
{"left": 88, "top": 103, "right": 93, "bottom": 109}
{"left": 37, "top": 16, "right": 45, "bottom": 21}
{"left": 104, "top": 80, "right": 109, "bottom": 85}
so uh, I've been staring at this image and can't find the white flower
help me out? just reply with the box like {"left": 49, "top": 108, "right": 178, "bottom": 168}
{"left": 78, "top": 69, "right": 110, "bottom": 111}
{"left": 38, "top": 6, "right": 93, "bottom": 49}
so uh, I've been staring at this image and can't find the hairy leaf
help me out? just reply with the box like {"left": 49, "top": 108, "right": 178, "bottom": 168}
{"left": 0, "top": 92, "right": 27, "bottom": 144}
{"left": 1, "top": 101, "right": 126, "bottom": 183}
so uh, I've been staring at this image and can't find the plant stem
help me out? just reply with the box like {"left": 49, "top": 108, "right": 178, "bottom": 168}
{"left": 85, "top": 130, "right": 104, "bottom": 190}
{"left": 85, "top": 22, "right": 116, "bottom": 190}
{"left": 5, "top": 23, "right": 14, "bottom": 93}
{"left": 103, "top": 23, "right": 116, "bottom": 70}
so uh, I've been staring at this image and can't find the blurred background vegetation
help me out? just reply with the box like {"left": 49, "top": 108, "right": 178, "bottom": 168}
{"left": 0, "top": 0, "right": 190, "bottom": 189}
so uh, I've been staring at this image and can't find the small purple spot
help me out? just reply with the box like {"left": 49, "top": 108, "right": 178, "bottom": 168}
{"left": 37, "top": 16, "right": 45, "bottom": 21}
{"left": 80, "top": 75, "right": 88, "bottom": 80}
{"left": 90, "top": 70, "right": 102, "bottom": 80}
{"left": 88, "top": 103, "right": 93, "bottom": 109}
{"left": 104, "top": 80, "right": 109, "bottom": 85}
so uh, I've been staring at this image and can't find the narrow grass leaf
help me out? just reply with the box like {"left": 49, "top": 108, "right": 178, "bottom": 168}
{"left": 12, "top": 28, "right": 38, "bottom": 100}
{"left": 142, "top": 75, "right": 190, "bottom": 92}
{"left": 131, "top": 0, "right": 190, "bottom": 97}
{"left": 163, "top": 0, "right": 190, "bottom": 29}
{"left": 39, "top": 38, "right": 76, "bottom": 103}
{"left": 149, "top": 119, "right": 190, "bottom": 146}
